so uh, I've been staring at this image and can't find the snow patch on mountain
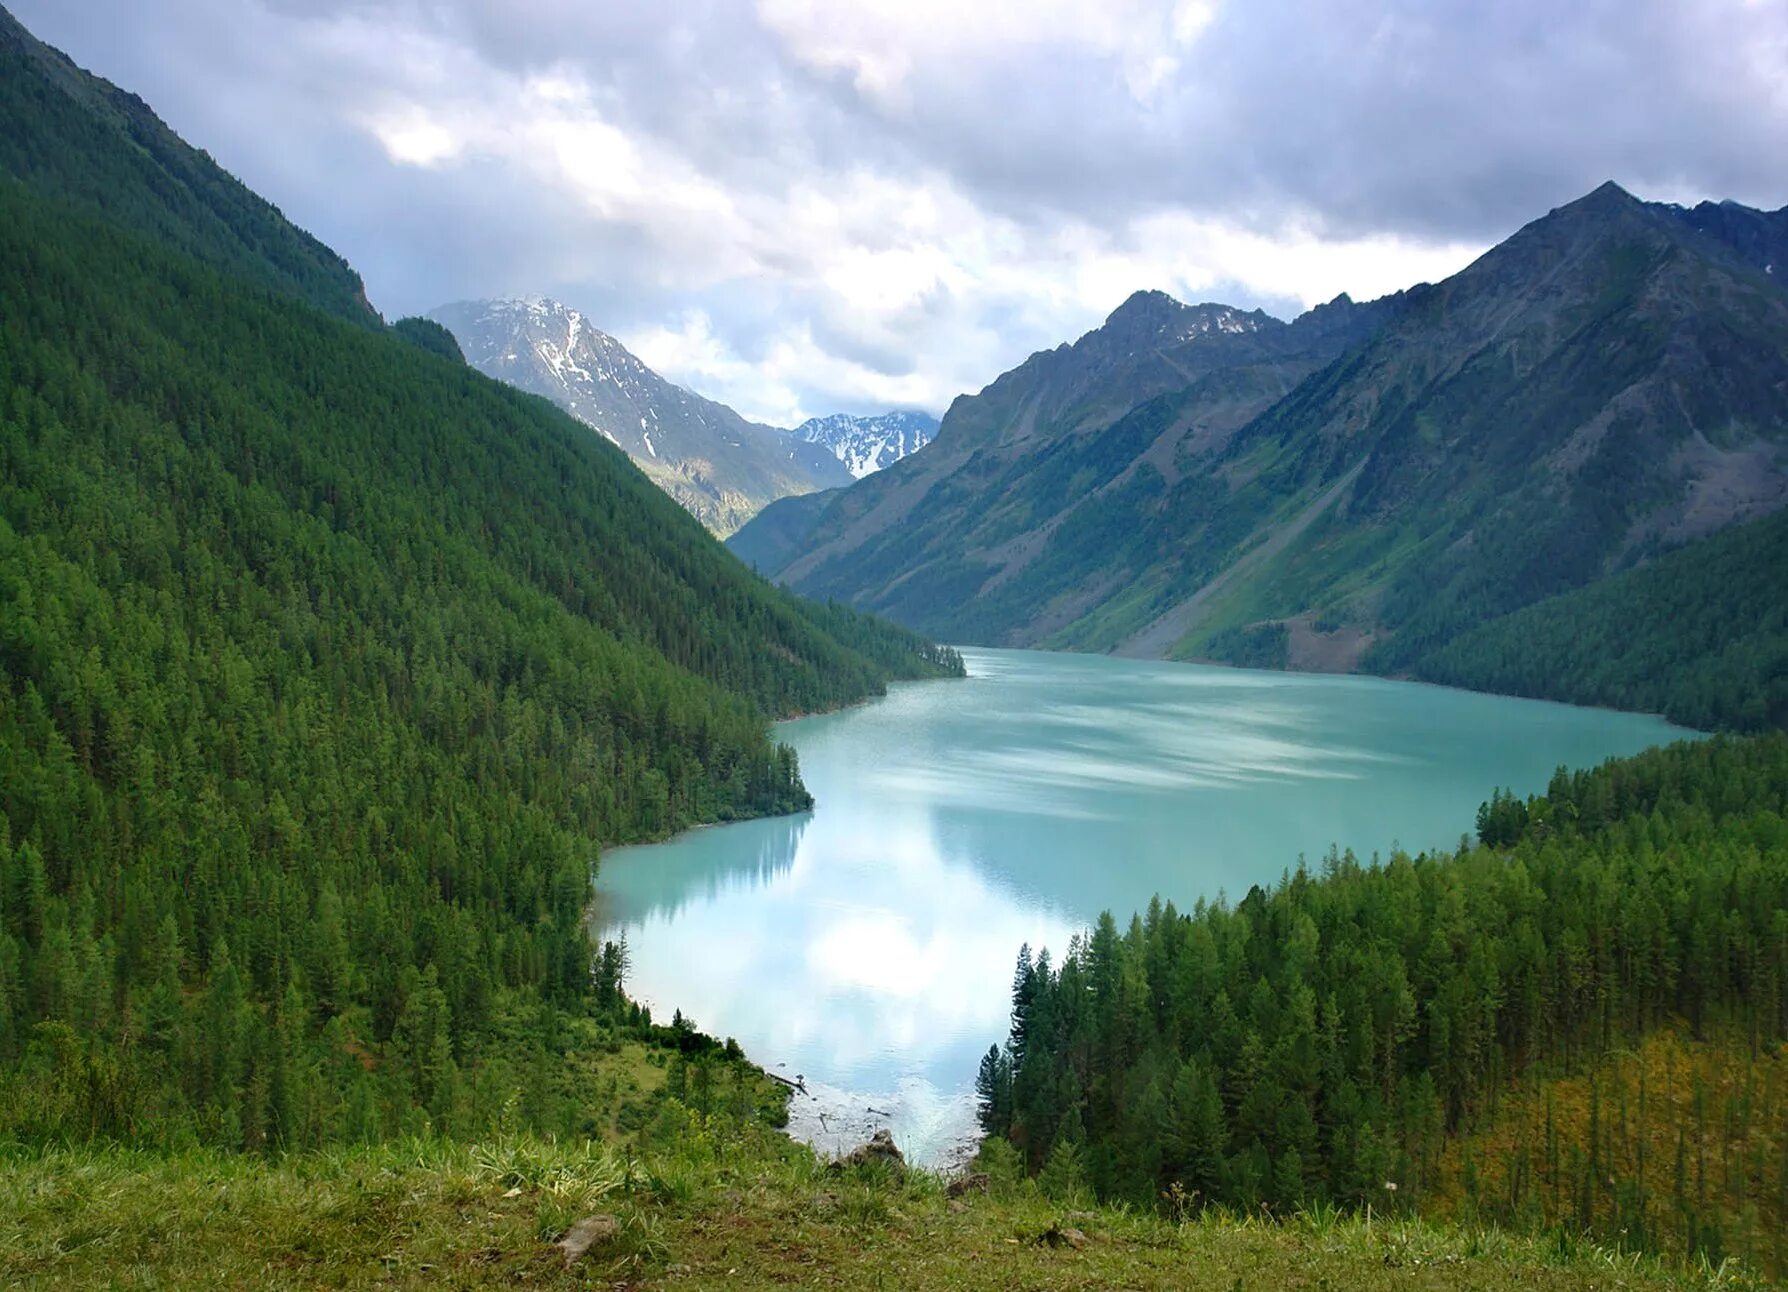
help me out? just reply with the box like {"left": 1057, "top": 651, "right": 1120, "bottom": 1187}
{"left": 792, "top": 411, "right": 939, "bottom": 478}
{"left": 1179, "top": 304, "right": 1270, "bottom": 339}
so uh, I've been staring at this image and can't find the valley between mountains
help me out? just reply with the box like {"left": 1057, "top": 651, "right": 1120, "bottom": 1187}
{"left": 733, "top": 185, "right": 1788, "bottom": 729}
{"left": 429, "top": 296, "right": 936, "bottom": 537}
{"left": 2, "top": 1, "right": 1787, "bottom": 1288}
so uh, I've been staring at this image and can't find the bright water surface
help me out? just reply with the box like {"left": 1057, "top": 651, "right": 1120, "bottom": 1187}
{"left": 595, "top": 648, "right": 1688, "bottom": 1164}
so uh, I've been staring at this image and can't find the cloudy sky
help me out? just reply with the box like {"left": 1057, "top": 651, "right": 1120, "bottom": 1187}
{"left": 15, "top": 0, "right": 1787, "bottom": 425}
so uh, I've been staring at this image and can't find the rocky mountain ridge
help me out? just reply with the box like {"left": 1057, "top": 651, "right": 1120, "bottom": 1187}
{"left": 731, "top": 182, "right": 1788, "bottom": 694}
{"left": 728, "top": 286, "right": 1403, "bottom": 627}
{"left": 430, "top": 296, "right": 852, "bottom": 535}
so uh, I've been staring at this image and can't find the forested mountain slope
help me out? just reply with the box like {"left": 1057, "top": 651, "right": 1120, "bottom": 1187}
{"left": 431, "top": 297, "right": 850, "bottom": 536}
{"left": 0, "top": 5, "right": 958, "bottom": 1147}
{"left": 981, "top": 734, "right": 1788, "bottom": 1275}
{"left": 1416, "top": 505, "right": 1788, "bottom": 730}
{"left": 391, "top": 315, "right": 466, "bottom": 364}
{"left": 737, "top": 185, "right": 1788, "bottom": 728}
{"left": 0, "top": 5, "right": 378, "bottom": 327}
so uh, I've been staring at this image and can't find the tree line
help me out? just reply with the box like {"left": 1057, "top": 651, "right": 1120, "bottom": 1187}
{"left": 978, "top": 734, "right": 1788, "bottom": 1270}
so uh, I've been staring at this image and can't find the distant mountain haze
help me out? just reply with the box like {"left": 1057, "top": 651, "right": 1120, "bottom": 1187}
{"left": 731, "top": 182, "right": 1788, "bottom": 722}
{"left": 429, "top": 297, "right": 854, "bottom": 536}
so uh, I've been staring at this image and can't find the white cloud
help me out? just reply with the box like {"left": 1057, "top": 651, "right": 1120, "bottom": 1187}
{"left": 278, "top": 1, "right": 1494, "bottom": 420}
{"left": 755, "top": 0, "right": 1221, "bottom": 109}
{"left": 12, "top": 0, "right": 1784, "bottom": 424}
{"left": 1068, "top": 213, "right": 1485, "bottom": 313}
{"left": 623, "top": 195, "right": 1483, "bottom": 423}
{"left": 629, "top": 309, "right": 953, "bottom": 427}
{"left": 367, "top": 108, "right": 462, "bottom": 167}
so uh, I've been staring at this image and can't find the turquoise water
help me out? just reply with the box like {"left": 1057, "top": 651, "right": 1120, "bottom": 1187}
{"left": 594, "top": 648, "right": 1687, "bottom": 1163}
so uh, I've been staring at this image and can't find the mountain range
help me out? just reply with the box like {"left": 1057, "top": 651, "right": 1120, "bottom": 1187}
{"left": 731, "top": 182, "right": 1788, "bottom": 727}
{"left": 429, "top": 299, "right": 937, "bottom": 534}
{"left": 3, "top": 1, "right": 1788, "bottom": 1281}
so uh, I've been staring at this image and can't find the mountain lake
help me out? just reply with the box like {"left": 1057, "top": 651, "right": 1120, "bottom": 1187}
{"left": 593, "top": 647, "right": 1691, "bottom": 1166}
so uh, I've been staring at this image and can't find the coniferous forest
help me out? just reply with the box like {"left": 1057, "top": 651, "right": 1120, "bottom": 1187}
{"left": 978, "top": 734, "right": 1788, "bottom": 1271}
{"left": 0, "top": 85, "right": 959, "bottom": 1146}
{"left": 1406, "top": 507, "right": 1788, "bottom": 732}
{"left": 5, "top": 4, "right": 1788, "bottom": 1289}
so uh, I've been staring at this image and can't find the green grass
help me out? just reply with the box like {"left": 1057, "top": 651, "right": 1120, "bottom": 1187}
{"left": 1, "top": 1136, "right": 1770, "bottom": 1289}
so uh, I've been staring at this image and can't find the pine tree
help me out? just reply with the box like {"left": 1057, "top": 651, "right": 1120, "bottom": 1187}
{"left": 975, "top": 1044, "right": 1012, "bottom": 1135}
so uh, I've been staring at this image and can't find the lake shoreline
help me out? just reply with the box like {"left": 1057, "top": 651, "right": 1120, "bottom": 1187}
{"left": 586, "top": 645, "right": 1690, "bottom": 1169}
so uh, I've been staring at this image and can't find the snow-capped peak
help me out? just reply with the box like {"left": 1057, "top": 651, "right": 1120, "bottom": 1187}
{"left": 423, "top": 296, "right": 854, "bottom": 535}
{"left": 792, "top": 410, "right": 938, "bottom": 478}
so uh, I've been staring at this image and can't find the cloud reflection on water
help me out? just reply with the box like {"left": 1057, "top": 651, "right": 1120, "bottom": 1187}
{"left": 594, "top": 646, "right": 1684, "bottom": 1164}
{"left": 601, "top": 809, "right": 1077, "bottom": 1091}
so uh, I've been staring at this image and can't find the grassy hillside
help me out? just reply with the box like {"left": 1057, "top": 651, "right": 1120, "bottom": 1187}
{"left": 1, "top": 1134, "right": 1757, "bottom": 1289}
